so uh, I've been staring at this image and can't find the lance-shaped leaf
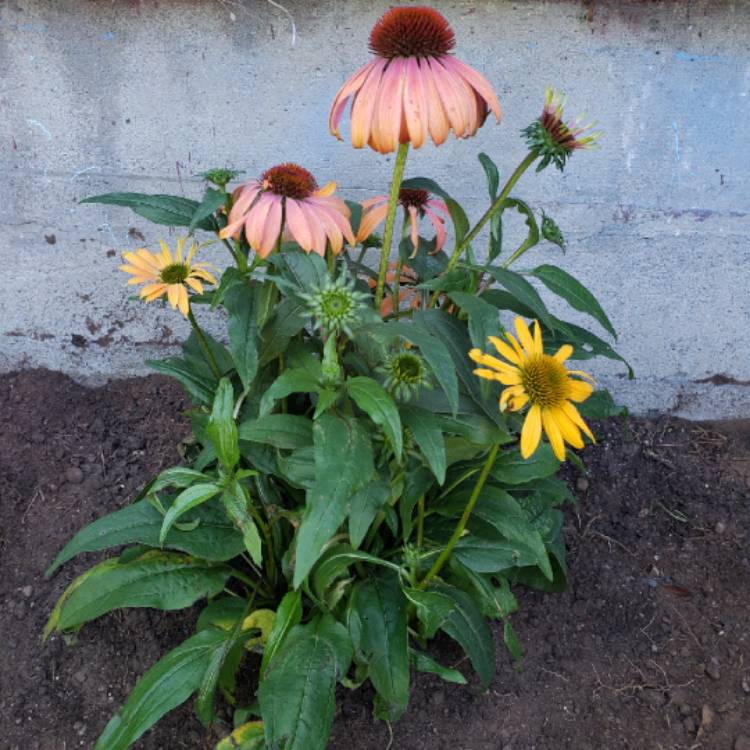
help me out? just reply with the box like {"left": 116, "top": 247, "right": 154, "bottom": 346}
{"left": 259, "top": 615, "right": 352, "bottom": 750}
{"left": 346, "top": 376, "right": 403, "bottom": 460}
{"left": 293, "top": 414, "right": 373, "bottom": 588}
{"left": 239, "top": 414, "right": 313, "bottom": 450}
{"left": 259, "top": 368, "right": 321, "bottom": 416}
{"left": 206, "top": 378, "right": 239, "bottom": 471}
{"left": 188, "top": 187, "right": 227, "bottom": 233}
{"left": 224, "top": 286, "right": 260, "bottom": 391}
{"left": 448, "top": 291, "right": 501, "bottom": 350}
{"left": 401, "top": 406, "right": 447, "bottom": 484}
{"left": 348, "top": 477, "right": 392, "bottom": 549}
{"left": 81, "top": 192, "right": 215, "bottom": 230}
{"left": 215, "top": 721, "right": 265, "bottom": 750}
{"left": 159, "top": 483, "right": 222, "bottom": 544}
{"left": 260, "top": 590, "right": 302, "bottom": 678}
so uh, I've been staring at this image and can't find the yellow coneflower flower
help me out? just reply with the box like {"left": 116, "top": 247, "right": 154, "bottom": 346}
{"left": 469, "top": 317, "right": 595, "bottom": 461}
{"left": 119, "top": 237, "right": 217, "bottom": 317}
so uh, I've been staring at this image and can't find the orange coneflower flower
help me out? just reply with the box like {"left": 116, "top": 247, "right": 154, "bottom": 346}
{"left": 367, "top": 262, "right": 421, "bottom": 317}
{"left": 219, "top": 163, "right": 355, "bottom": 258}
{"left": 329, "top": 6, "right": 502, "bottom": 154}
{"left": 357, "top": 188, "right": 449, "bottom": 254}
{"left": 119, "top": 238, "right": 217, "bottom": 317}
{"left": 470, "top": 317, "right": 596, "bottom": 461}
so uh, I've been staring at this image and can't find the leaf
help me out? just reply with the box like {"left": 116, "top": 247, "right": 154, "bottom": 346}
{"left": 159, "top": 483, "right": 222, "bottom": 544}
{"left": 189, "top": 187, "right": 227, "bottom": 233}
{"left": 503, "top": 619, "right": 523, "bottom": 662}
{"left": 146, "top": 357, "right": 216, "bottom": 405}
{"left": 293, "top": 414, "right": 373, "bottom": 588}
{"left": 276, "top": 446, "right": 315, "bottom": 489}
{"left": 402, "top": 586, "right": 454, "bottom": 638}
{"left": 400, "top": 176, "right": 470, "bottom": 249}
{"left": 47, "top": 551, "right": 230, "bottom": 633}
{"left": 400, "top": 465, "right": 434, "bottom": 542}
{"left": 196, "top": 596, "right": 247, "bottom": 632}
{"left": 477, "top": 152, "right": 499, "bottom": 199}
{"left": 81, "top": 192, "right": 215, "bottom": 230}
{"left": 225, "top": 286, "right": 260, "bottom": 391}
{"left": 474, "top": 265, "right": 555, "bottom": 332}
{"left": 411, "top": 650, "right": 467, "bottom": 685}
{"left": 347, "top": 572, "right": 409, "bottom": 721}
{"left": 221, "top": 483, "right": 263, "bottom": 566}
{"left": 46, "top": 498, "right": 244, "bottom": 576}
{"left": 577, "top": 388, "right": 626, "bottom": 419}
{"left": 261, "top": 591, "right": 302, "bottom": 678}
{"left": 216, "top": 721, "right": 265, "bottom": 750}
{"left": 95, "top": 628, "right": 231, "bottom": 750}
{"left": 401, "top": 406, "right": 446, "bottom": 484}
{"left": 531, "top": 264, "right": 617, "bottom": 339}
{"left": 447, "top": 291, "right": 501, "bottom": 350}
{"left": 312, "top": 544, "right": 400, "bottom": 602}
{"left": 259, "top": 299, "right": 307, "bottom": 366}
{"left": 268, "top": 248, "right": 328, "bottom": 297}
{"left": 348, "top": 478, "right": 391, "bottom": 549}
{"left": 259, "top": 368, "right": 321, "bottom": 416}
{"left": 435, "top": 584, "right": 495, "bottom": 689}
{"left": 503, "top": 197, "right": 540, "bottom": 256}
{"left": 345, "top": 376, "right": 403, "bottom": 460}
{"left": 492, "top": 444, "right": 560, "bottom": 484}
{"left": 259, "top": 615, "right": 352, "bottom": 750}
{"left": 206, "top": 378, "right": 239, "bottom": 471}
{"left": 239, "top": 414, "right": 313, "bottom": 450}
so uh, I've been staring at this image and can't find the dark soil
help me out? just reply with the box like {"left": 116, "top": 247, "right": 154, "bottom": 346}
{"left": 1, "top": 369, "right": 748, "bottom": 750}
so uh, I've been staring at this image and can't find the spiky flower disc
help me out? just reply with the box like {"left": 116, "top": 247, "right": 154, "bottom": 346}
{"left": 469, "top": 317, "right": 595, "bottom": 461}
{"left": 300, "top": 270, "right": 369, "bottom": 338}
{"left": 523, "top": 87, "right": 601, "bottom": 172}
{"left": 379, "top": 349, "right": 431, "bottom": 401}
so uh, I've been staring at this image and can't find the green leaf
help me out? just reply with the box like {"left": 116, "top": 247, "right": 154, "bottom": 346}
{"left": 348, "top": 478, "right": 391, "bottom": 549}
{"left": 293, "top": 414, "right": 373, "bottom": 588}
{"left": 47, "top": 551, "right": 230, "bottom": 633}
{"left": 503, "top": 197, "right": 540, "bottom": 256}
{"left": 159, "top": 483, "right": 222, "bottom": 544}
{"left": 259, "top": 299, "right": 307, "bottom": 366}
{"left": 225, "top": 287, "right": 260, "bottom": 391}
{"left": 549, "top": 317, "right": 633, "bottom": 378}
{"left": 239, "top": 414, "right": 313, "bottom": 450}
{"left": 222, "top": 483, "right": 263, "bottom": 566}
{"left": 447, "top": 291, "right": 500, "bottom": 350}
{"left": 189, "top": 187, "right": 226, "bottom": 233}
{"left": 402, "top": 586, "right": 454, "bottom": 638}
{"left": 492, "top": 444, "right": 560, "bottom": 484}
{"left": 268, "top": 248, "right": 328, "bottom": 297}
{"left": 216, "top": 721, "right": 265, "bottom": 750}
{"left": 435, "top": 413, "right": 511, "bottom": 446}
{"left": 206, "top": 378, "right": 240, "bottom": 471}
{"left": 261, "top": 591, "right": 302, "bottom": 678}
{"left": 401, "top": 406, "right": 446, "bottom": 484}
{"left": 81, "top": 192, "right": 215, "bottom": 230}
{"left": 146, "top": 357, "right": 215, "bottom": 405}
{"left": 577, "top": 388, "right": 625, "bottom": 419}
{"left": 345, "top": 376, "right": 403, "bottom": 460}
{"left": 503, "top": 619, "right": 523, "bottom": 662}
{"left": 411, "top": 649, "right": 467, "bottom": 685}
{"left": 95, "top": 628, "right": 231, "bottom": 750}
{"left": 259, "top": 615, "right": 352, "bottom": 750}
{"left": 435, "top": 584, "right": 495, "bottom": 689}
{"left": 46, "top": 497, "right": 244, "bottom": 576}
{"left": 477, "top": 152, "right": 499, "bottom": 200}
{"left": 259, "top": 368, "right": 321, "bottom": 416}
{"left": 312, "top": 544, "right": 400, "bottom": 602}
{"left": 531, "top": 264, "right": 616, "bottom": 339}
{"left": 276, "top": 446, "right": 315, "bottom": 489}
{"left": 347, "top": 572, "right": 409, "bottom": 721}
{"left": 474, "top": 265, "right": 555, "bottom": 332}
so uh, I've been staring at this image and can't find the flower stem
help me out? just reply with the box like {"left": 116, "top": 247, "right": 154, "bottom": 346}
{"left": 418, "top": 442, "right": 500, "bottom": 589}
{"left": 416, "top": 496, "right": 425, "bottom": 548}
{"left": 375, "top": 142, "right": 409, "bottom": 310}
{"left": 187, "top": 305, "right": 221, "bottom": 379}
{"left": 389, "top": 215, "right": 409, "bottom": 316}
{"left": 429, "top": 151, "right": 537, "bottom": 308}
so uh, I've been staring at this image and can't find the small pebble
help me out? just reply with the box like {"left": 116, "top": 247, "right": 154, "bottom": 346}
{"left": 705, "top": 658, "right": 721, "bottom": 680}
{"left": 73, "top": 721, "right": 87, "bottom": 736}
{"left": 576, "top": 477, "right": 589, "bottom": 492}
{"left": 20, "top": 585, "right": 33, "bottom": 598}
{"left": 715, "top": 520, "right": 726, "bottom": 534}
{"left": 65, "top": 466, "right": 84, "bottom": 484}
{"left": 741, "top": 677, "right": 750, "bottom": 694}
{"left": 735, "top": 735, "right": 750, "bottom": 750}
{"left": 701, "top": 704, "right": 714, "bottom": 729}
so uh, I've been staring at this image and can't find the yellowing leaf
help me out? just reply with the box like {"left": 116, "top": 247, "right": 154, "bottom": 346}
{"left": 242, "top": 609, "right": 276, "bottom": 650}
{"left": 215, "top": 720, "right": 265, "bottom": 750}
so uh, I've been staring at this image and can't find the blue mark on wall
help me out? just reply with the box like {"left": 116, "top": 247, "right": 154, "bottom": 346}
{"left": 671, "top": 122, "right": 681, "bottom": 162}
{"left": 673, "top": 50, "right": 727, "bottom": 63}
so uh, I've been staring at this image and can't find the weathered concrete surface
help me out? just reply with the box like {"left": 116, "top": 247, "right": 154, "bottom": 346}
{"left": 1, "top": 0, "right": 748, "bottom": 418}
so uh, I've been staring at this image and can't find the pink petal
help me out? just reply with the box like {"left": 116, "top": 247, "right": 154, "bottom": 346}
{"left": 310, "top": 198, "right": 356, "bottom": 246}
{"left": 245, "top": 193, "right": 273, "bottom": 251}
{"left": 424, "top": 207, "right": 447, "bottom": 252}
{"left": 350, "top": 58, "right": 388, "bottom": 149}
{"left": 426, "top": 198, "right": 450, "bottom": 217}
{"left": 370, "top": 58, "right": 406, "bottom": 154}
{"left": 329, "top": 61, "right": 375, "bottom": 139}
{"left": 408, "top": 205, "right": 420, "bottom": 250}
{"left": 315, "top": 207, "right": 344, "bottom": 255}
{"left": 285, "top": 198, "right": 313, "bottom": 251}
{"left": 257, "top": 195, "right": 283, "bottom": 257}
{"left": 403, "top": 57, "right": 429, "bottom": 149}
{"left": 301, "top": 201, "right": 327, "bottom": 256}
{"left": 420, "top": 59, "right": 450, "bottom": 145}
{"left": 361, "top": 194, "right": 388, "bottom": 210}
{"left": 442, "top": 56, "right": 502, "bottom": 123}
{"left": 355, "top": 202, "right": 389, "bottom": 242}
{"left": 428, "top": 57, "right": 467, "bottom": 137}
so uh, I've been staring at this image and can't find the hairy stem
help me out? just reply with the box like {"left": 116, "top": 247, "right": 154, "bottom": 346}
{"left": 418, "top": 443, "right": 500, "bottom": 588}
{"left": 375, "top": 142, "right": 409, "bottom": 309}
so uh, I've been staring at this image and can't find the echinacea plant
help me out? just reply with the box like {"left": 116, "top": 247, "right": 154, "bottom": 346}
{"left": 47, "top": 6, "right": 630, "bottom": 750}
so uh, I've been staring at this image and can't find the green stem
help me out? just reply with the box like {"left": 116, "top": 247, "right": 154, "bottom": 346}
{"left": 389, "top": 215, "right": 409, "bottom": 317}
{"left": 416, "top": 496, "right": 425, "bottom": 548}
{"left": 429, "top": 151, "right": 537, "bottom": 308}
{"left": 418, "top": 443, "right": 500, "bottom": 589}
{"left": 375, "top": 142, "right": 410, "bottom": 309}
{"left": 187, "top": 305, "right": 221, "bottom": 379}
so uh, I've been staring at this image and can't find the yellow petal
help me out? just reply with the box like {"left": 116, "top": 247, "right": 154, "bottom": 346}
{"left": 520, "top": 404, "right": 542, "bottom": 458}
{"left": 541, "top": 408, "right": 566, "bottom": 461}
{"left": 567, "top": 379, "right": 593, "bottom": 403}
{"left": 469, "top": 349, "right": 519, "bottom": 375}
{"left": 561, "top": 401, "right": 595, "bottom": 442}
{"left": 314, "top": 180, "right": 337, "bottom": 197}
{"left": 568, "top": 369, "right": 596, "bottom": 383}
{"left": 191, "top": 268, "right": 217, "bottom": 285}
{"left": 510, "top": 392, "right": 529, "bottom": 411}
{"left": 500, "top": 384, "right": 525, "bottom": 411}
{"left": 488, "top": 335, "right": 522, "bottom": 366}
{"left": 551, "top": 407, "right": 584, "bottom": 449}
{"left": 554, "top": 344, "right": 573, "bottom": 363}
{"left": 505, "top": 331, "right": 526, "bottom": 361}
{"left": 166, "top": 284, "right": 180, "bottom": 309}
{"left": 532, "top": 320, "right": 543, "bottom": 354}
{"left": 514, "top": 317, "right": 535, "bottom": 355}
{"left": 177, "top": 285, "right": 189, "bottom": 317}
{"left": 474, "top": 367, "right": 503, "bottom": 382}
{"left": 141, "top": 284, "right": 167, "bottom": 302}
{"left": 185, "top": 277, "right": 203, "bottom": 294}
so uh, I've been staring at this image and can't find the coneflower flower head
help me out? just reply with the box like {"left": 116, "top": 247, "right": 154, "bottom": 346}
{"left": 300, "top": 269, "right": 369, "bottom": 339}
{"left": 330, "top": 6, "right": 502, "bottom": 153}
{"left": 219, "top": 163, "right": 354, "bottom": 258}
{"left": 356, "top": 187, "right": 449, "bottom": 254}
{"left": 523, "top": 87, "right": 601, "bottom": 172}
{"left": 379, "top": 348, "right": 432, "bottom": 401}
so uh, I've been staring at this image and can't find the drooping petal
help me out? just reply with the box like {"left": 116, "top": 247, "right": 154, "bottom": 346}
{"left": 166, "top": 284, "right": 180, "bottom": 310}
{"left": 403, "top": 56, "right": 429, "bottom": 149}
{"left": 350, "top": 58, "right": 388, "bottom": 149}
{"left": 542, "top": 409, "right": 566, "bottom": 461}
{"left": 185, "top": 277, "right": 204, "bottom": 294}
{"left": 408, "top": 205, "right": 419, "bottom": 250}
{"left": 140, "top": 283, "right": 167, "bottom": 301}
{"left": 520, "top": 404, "right": 543, "bottom": 458}
{"left": 423, "top": 207, "right": 447, "bottom": 252}
{"left": 329, "top": 61, "right": 375, "bottom": 139}
{"left": 420, "top": 58, "right": 450, "bottom": 145}
{"left": 176, "top": 285, "right": 190, "bottom": 317}
{"left": 257, "top": 194, "right": 283, "bottom": 257}
{"left": 561, "top": 400, "right": 595, "bottom": 441}
{"left": 442, "top": 56, "right": 502, "bottom": 123}
{"left": 567, "top": 379, "right": 593, "bottom": 403}
{"left": 370, "top": 58, "right": 406, "bottom": 154}
{"left": 356, "top": 202, "right": 389, "bottom": 242}
{"left": 245, "top": 193, "right": 274, "bottom": 251}
{"left": 428, "top": 57, "right": 467, "bottom": 137}
{"left": 301, "top": 202, "right": 327, "bottom": 256}
{"left": 514, "top": 317, "right": 535, "bottom": 355}
{"left": 488, "top": 335, "right": 523, "bottom": 366}
{"left": 285, "top": 198, "right": 313, "bottom": 252}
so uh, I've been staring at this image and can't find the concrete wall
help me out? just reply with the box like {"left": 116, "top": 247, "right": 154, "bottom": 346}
{"left": 1, "top": 0, "right": 748, "bottom": 418}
